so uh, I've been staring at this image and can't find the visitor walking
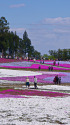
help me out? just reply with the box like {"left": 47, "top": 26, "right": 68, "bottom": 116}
{"left": 53, "top": 75, "right": 58, "bottom": 84}
{"left": 51, "top": 66, "right": 53, "bottom": 71}
{"left": 53, "top": 60, "right": 56, "bottom": 65}
{"left": 53, "top": 76, "right": 56, "bottom": 84}
{"left": 55, "top": 75, "right": 59, "bottom": 84}
{"left": 58, "top": 62, "right": 59, "bottom": 66}
{"left": 34, "top": 76, "right": 37, "bottom": 89}
{"left": 58, "top": 77, "right": 61, "bottom": 85}
{"left": 43, "top": 59, "right": 44, "bottom": 64}
{"left": 39, "top": 65, "right": 41, "bottom": 70}
{"left": 26, "top": 77, "right": 30, "bottom": 88}
{"left": 34, "top": 58, "right": 36, "bottom": 63}
{"left": 48, "top": 66, "right": 51, "bottom": 71}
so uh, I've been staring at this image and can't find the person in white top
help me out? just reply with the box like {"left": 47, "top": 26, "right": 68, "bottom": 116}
{"left": 34, "top": 76, "right": 37, "bottom": 89}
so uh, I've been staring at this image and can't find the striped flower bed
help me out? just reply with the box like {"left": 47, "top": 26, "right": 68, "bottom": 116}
{"left": 0, "top": 70, "right": 67, "bottom": 84}
{"left": 0, "top": 58, "right": 70, "bottom": 70}
{"left": 0, "top": 63, "right": 70, "bottom": 71}
{"left": 0, "top": 89, "right": 69, "bottom": 98}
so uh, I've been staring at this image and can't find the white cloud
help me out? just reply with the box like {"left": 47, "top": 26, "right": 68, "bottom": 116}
{"left": 10, "top": 28, "right": 25, "bottom": 32}
{"left": 54, "top": 28, "right": 70, "bottom": 33}
{"left": 43, "top": 17, "right": 70, "bottom": 25}
{"left": 10, "top": 4, "right": 25, "bottom": 8}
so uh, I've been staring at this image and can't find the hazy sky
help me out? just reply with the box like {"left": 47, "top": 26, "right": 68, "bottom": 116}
{"left": 0, "top": 0, "right": 70, "bottom": 55}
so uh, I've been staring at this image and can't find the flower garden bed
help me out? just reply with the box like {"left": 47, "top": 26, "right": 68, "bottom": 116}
{"left": 0, "top": 89, "right": 69, "bottom": 98}
{"left": 0, "top": 58, "right": 70, "bottom": 71}
{"left": 0, "top": 59, "right": 70, "bottom": 97}
{"left": 0, "top": 69, "right": 69, "bottom": 84}
{"left": 0, "top": 59, "right": 70, "bottom": 124}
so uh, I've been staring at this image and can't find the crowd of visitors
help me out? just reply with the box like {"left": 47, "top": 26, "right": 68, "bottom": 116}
{"left": 48, "top": 66, "right": 53, "bottom": 71}
{"left": 53, "top": 75, "right": 61, "bottom": 85}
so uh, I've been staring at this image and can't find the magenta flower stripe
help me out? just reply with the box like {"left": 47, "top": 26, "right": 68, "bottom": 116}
{"left": 0, "top": 73, "right": 66, "bottom": 84}
{"left": 0, "top": 63, "right": 70, "bottom": 71}
{"left": 0, "top": 58, "right": 70, "bottom": 70}
{"left": 0, "top": 89, "right": 69, "bottom": 97}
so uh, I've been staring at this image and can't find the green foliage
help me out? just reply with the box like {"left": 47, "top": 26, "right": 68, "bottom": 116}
{"left": 33, "top": 50, "right": 41, "bottom": 59}
{"left": 0, "top": 17, "right": 9, "bottom": 56}
{"left": 23, "top": 30, "right": 28, "bottom": 40}
{"left": 0, "top": 16, "right": 9, "bottom": 33}
{"left": 48, "top": 48, "right": 70, "bottom": 60}
{"left": 19, "top": 31, "right": 32, "bottom": 57}
{"left": 42, "top": 54, "right": 48, "bottom": 59}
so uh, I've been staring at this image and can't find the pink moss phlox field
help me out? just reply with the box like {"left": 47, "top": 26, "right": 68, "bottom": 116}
{"left": 0, "top": 58, "right": 70, "bottom": 69}
{"left": 58, "top": 64, "right": 70, "bottom": 68}
{"left": 0, "top": 74, "right": 52, "bottom": 83}
{"left": 0, "top": 58, "right": 23, "bottom": 63}
{"left": 52, "top": 67, "right": 70, "bottom": 70}
{"left": 0, "top": 58, "right": 70, "bottom": 70}
{"left": 0, "top": 73, "right": 66, "bottom": 84}
{"left": 0, "top": 63, "right": 70, "bottom": 70}
{"left": 0, "top": 89, "right": 69, "bottom": 97}
{"left": 45, "top": 62, "right": 70, "bottom": 68}
{"left": 0, "top": 64, "right": 49, "bottom": 70}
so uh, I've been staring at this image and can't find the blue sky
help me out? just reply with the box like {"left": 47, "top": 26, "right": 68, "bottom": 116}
{"left": 0, "top": 0, "right": 70, "bottom": 55}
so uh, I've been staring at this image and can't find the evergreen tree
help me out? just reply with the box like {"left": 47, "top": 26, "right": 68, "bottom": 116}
{"left": 8, "top": 31, "right": 19, "bottom": 57}
{"left": 0, "top": 17, "right": 9, "bottom": 56}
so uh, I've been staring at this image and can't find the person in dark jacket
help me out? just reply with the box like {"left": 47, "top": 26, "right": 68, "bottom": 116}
{"left": 53, "top": 75, "right": 58, "bottom": 84}
{"left": 39, "top": 65, "right": 41, "bottom": 70}
{"left": 55, "top": 75, "right": 59, "bottom": 84}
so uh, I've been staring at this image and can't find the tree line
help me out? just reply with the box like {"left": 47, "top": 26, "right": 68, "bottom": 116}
{"left": 43, "top": 49, "right": 70, "bottom": 60}
{"left": 48, "top": 49, "right": 70, "bottom": 60}
{"left": 0, "top": 16, "right": 41, "bottom": 59}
